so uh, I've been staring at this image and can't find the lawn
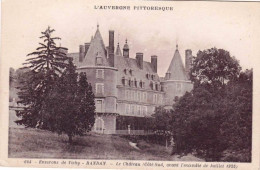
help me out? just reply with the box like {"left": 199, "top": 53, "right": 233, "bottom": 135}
{"left": 8, "top": 127, "right": 204, "bottom": 161}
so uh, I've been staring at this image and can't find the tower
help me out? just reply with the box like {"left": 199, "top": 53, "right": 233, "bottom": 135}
{"left": 162, "top": 44, "right": 193, "bottom": 108}
{"left": 123, "top": 39, "right": 129, "bottom": 58}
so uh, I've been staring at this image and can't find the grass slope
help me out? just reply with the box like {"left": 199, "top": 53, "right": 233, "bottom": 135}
{"left": 8, "top": 128, "right": 203, "bottom": 161}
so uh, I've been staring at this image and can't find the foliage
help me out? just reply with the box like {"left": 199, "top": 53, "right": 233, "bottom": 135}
{"left": 46, "top": 61, "right": 96, "bottom": 143}
{"left": 15, "top": 27, "right": 95, "bottom": 143}
{"left": 190, "top": 48, "right": 241, "bottom": 88}
{"left": 16, "top": 26, "right": 68, "bottom": 128}
{"left": 152, "top": 106, "right": 173, "bottom": 137}
{"left": 170, "top": 48, "right": 252, "bottom": 162}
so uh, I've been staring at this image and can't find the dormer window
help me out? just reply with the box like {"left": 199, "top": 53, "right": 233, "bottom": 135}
{"left": 122, "top": 77, "right": 126, "bottom": 85}
{"left": 130, "top": 78, "right": 134, "bottom": 87}
{"left": 146, "top": 73, "right": 150, "bottom": 79}
{"left": 96, "top": 57, "right": 103, "bottom": 65}
{"left": 155, "top": 83, "right": 159, "bottom": 91}
{"left": 128, "top": 78, "right": 131, "bottom": 86}
{"left": 129, "top": 69, "right": 133, "bottom": 75}
{"left": 134, "top": 79, "right": 137, "bottom": 87}
{"left": 161, "top": 85, "right": 164, "bottom": 92}
{"left": 150, "top": 81, "right": 154, "bottom": 90}
{"left": 151, "top": 74, "right": 155, "bottom": 80}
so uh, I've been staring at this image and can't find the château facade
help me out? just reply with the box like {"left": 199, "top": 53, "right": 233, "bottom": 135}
{"left": 67, "top": 25, "right": 193, "bottom": 134}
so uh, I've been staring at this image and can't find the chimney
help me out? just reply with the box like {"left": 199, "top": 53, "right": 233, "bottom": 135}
{"left": 136, "top": 53, "right": 143, "bottom": 69}
{"left": 109, "top": 30, "right": 114, "bottom": 54}
{"left": 84, "top": 43, "right": 90, "bottom": 56}
{"left": 79, "top": 45, "right": 85, "bottom": 62}
{"left": 151, "top": 55, "right": 157, "bottom": 73}
{"left": 185, "top": 49, "right": 192, "bottom": 77}
{"left": 108, "top": 30, "right": 115, "bottom": 67}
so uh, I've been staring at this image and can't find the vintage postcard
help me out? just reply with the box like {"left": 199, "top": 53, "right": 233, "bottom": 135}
{"left": 0, "top": 0, "right": 260, "bottom": 169}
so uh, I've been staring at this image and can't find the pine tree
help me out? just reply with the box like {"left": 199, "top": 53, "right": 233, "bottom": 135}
{"left": 76, "top": 72, "right": 96, "bottom": 134}
{"left": 48, "top": 59, "right": 79, "bottom": 143}
{"left": 16, "top": 26, "right": 69, "bottom": 128}
{"left": 47, "top": 62, "right": 95, "bottom": 143}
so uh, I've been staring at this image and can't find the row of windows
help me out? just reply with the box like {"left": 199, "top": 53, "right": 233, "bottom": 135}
{"left": 146, "top": 73, "right": 156, "bottom": 80}
{"left": 124, "top": 68, "right": 133, "bottom": 75}
{"left": 150, "top": 81, "right": 162, "bottom": 91}
{"left": 125, "top": 90, "right": 163, "bottom": 104}
{"left": 95, "top": 82, "right": 181, "bottom": 100}
{"left": 153, "top": 94, "right": 163, "bottom": 104}
{"left": 125, "top": 90, "right": 147, "bottom": 102}
{"left": 122, "top": 77, "right": 145, "bottom": 88}
{"left": 125, "top": 104, "right": 148, "bottom": 116}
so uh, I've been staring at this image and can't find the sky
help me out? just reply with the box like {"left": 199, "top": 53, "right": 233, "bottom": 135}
{"left": 1, "top": 0, "right": 260, "bottom": 77}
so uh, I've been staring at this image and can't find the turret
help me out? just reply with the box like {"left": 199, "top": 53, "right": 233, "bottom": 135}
{"left": 123, "top": 39, "right": 129, "bottom": 58}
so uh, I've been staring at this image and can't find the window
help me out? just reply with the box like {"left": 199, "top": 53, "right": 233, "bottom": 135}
{"left": 125, "top": 90, "right": 128, "bottom": 100}
{"left": 96, "top": 69, "right": 104, "bottom": 79}
{"left": 155, "top": 83, "right": 159, "bottom": 91}
{"left": 134, "top": 79, "right": 137, "bottom": 87}
{"left": 140, "top": 81, "right": 145, "bottom": 88}
{"left": 95, "top": 117, "right": 104, "bottom": 131}
{"left": 130, "top": 78, "right": 134, "bottom": 87}
{"left": 142, "top": 106, "right": 147, "bottom": 116}
{"left": 176, "top": 83, "right": 182, "bottom": 95}
{"left": 137, "top": 91, "right": 140, "bottom": 101}
{"left": 143, "top": 92, "right": 147, "bottom": 102}
{"left": 125, "top": 104, "right": 130, "bottom": 114}
{"left": 151, "top": 74, "right": 155, "bottom": 80}
{"left": 122, "top": 77, "right": 126, "bottom": 85}
{"left": 153, "top": 94, "right": 158, "bottom": 103}
{"left": 159, "top": 94, "right": 163, "bottom": 104}
{"left": 139, "top": 81, "right": 143, "bottom": 88}
{"left": 132, "top": 91, "right": 135, "bottom": 101}
{"left": 128, "top": 79, "right": 131, "bottom": 86}
{"left": 129, "top": 69, "right": 133, "bottom": 75}
{"left": 131, "top": 105, "right": 135, "bottom": 115}
{"left": 150, "top": 81, "right": 154, "bottom": 90}
{"left": 128, "top": 90, "right": 131, "bottom": 100}
{"left": 95, "top": 100, "right": 103, "bottom": 112}
{"left": 96, "top": 83, "right": 104, "bottom": 95}
{"left": 137, "top": 106, "right": 141, "bottom": 116}
{"left": 96, "top": 57, "right": 103, "bottom": 65}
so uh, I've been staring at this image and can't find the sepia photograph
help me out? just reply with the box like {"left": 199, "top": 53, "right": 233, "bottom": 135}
{"left": 1, "top": 0, "right": 260, "bottom": 169}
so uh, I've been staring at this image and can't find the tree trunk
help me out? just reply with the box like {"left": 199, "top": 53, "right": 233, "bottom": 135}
{"left": 68, "top": 135, "right": 73, "bottom": 144}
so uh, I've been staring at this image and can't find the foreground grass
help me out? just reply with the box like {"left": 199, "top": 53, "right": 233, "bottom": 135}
{"left": 9, "top": 127, "right": 203, "bottom": 161}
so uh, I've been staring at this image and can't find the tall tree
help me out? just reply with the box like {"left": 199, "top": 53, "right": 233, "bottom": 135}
{"left": 76, "top": 72, "right": 96, "bottom": 134}
{"left": 171, "top": 48, "right": 252, "bottom": 162}
{"left": 47, "top": 60, "right": 79, "bottom": 143}
{"left": 190, "top": 48, "right": 241, "bottom": 89}
{"left": 16, "top": 26, "right": 68, "bottom": 128}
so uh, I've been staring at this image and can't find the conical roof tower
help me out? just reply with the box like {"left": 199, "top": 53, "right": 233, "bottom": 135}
{"left": 165, "top": 44, "right": 188, "bottom": 81}
{"left": 81, "top": 24, "right": 109, "bottom": 66}
{"left": 115, "top": 42, "right": 122, "bottom": 56}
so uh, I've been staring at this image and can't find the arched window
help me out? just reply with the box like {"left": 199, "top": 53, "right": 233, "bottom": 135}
{"left": 95, "top": 117, "right": 104, "bottom": 132}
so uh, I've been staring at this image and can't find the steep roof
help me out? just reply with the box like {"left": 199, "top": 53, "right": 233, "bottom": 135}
{"left": 115, "top": 54, "right": 161, "bottom": 90}
{"left": 115, "top": 43, "right": 122, "bottom": 56}
{"left": 166, "top": 45, "right": 188, "bottom": 81}
{"left": 80, "top": 26, "right": 109, "bottom": 67}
